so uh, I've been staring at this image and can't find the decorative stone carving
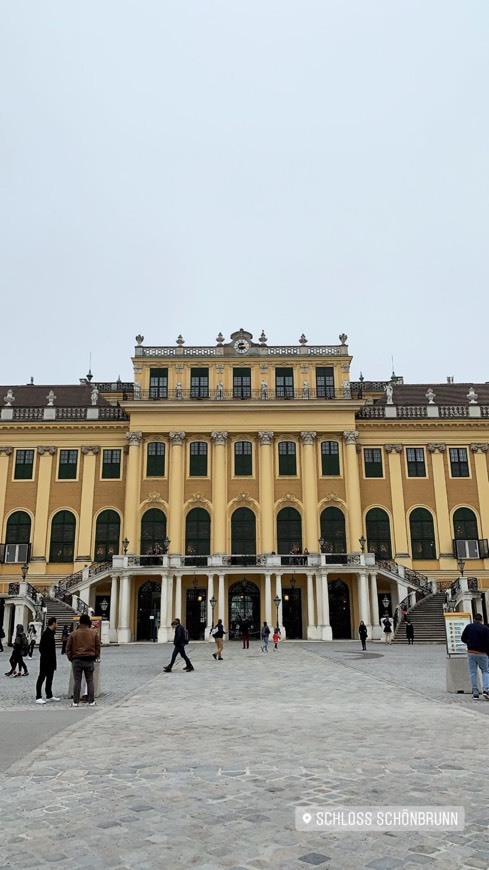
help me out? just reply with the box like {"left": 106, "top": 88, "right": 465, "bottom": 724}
{"left": 3, "top": 389, "right": 15, "bottom": 406}
{"left": 427, "top": 443, "right": 446, "bottom": 453}
{"left": 0, "top": 446, "right": 13, "bottom": 455}
{"left": 216, "top": 380, "right": 224, "bottom": 400}
{"left": 189, "top": 492, "right": 207, "bottom": 503}
{"left": 147, "top": 491, "right": 163, "bottom": 503}
{"left": 216, "top": 332, "right": 224, "bottom": 345}
{"left": 134, "top": 382, "right": 141, "bottom": 399}
{"left": 259, "top": 330, "right": 268, "bottom": 345}
{"left": 467, "top": 387, "right": 478, "bottom": 405}
{"left": 343, "top": 431, "right": 359, "bottom": 445}
{"left": 211, "top": 431, "right": 228, "bottom": 445}
{"left": 91, "top": 387, "right": 99, "bottom": 406}
{"left": 46, "top": 391, "right": 56, "bottom": 407}
{"left": 260, "top": 380, "right": 268, "bottom": 400}
{"left": 176, "top": 335, "right": 185, "bottom": 346}
{"left": 300, "top": 364, "right": 309, "bottom": 374}
{"left": 216, "top": 364, "right": 224, "bottom": 374}
{"left": 470, "top": 443, "right": 489, "bottom": 453}
{"left": 260, "top": 364, "right": 269, "bottom": 374}
{"left": 343, "top": 381, "right": 351, "bottom": 399}
{"left": 258, "top": 431, "right": 274, "bottom": 445}
{"left": 339, "top": 333, "right": 348, "bottom": 345}
{"left": 323, "top": 492, "right": 347, "bottom": 506}
{"left": 169, "top": 431, "right": 186, "bottom": 445}
{"left": 425, "top": 388, "right": 436, "bottom": 405}
{"left": 135, "top": 335, "right": 144, "bottom": 345}
{"left": 385, "top": 444, "right": 403, "bottom": 454}
{"left": 38, "top": 446, "right": 56, "bottom": 456}
{"left": 175, "top": 382, "right": 182, "bottom": 399}
{"left": 384, "top": 383, "right": 393, "bottom": 404}
{"left": 340, "top": 363, "right": 350, "bottom": 373}
{"left": 299, "top": 333, "right": 308, "bottom": 345}
{"left": 175, "top": 364, "right": 184, "bottom": 374}
{"left": 126, "top": 431, "right": 142, "bottom": 447}
{"left": 233, "top": 492, "right": 252, "bottom": 503}
{"left": 300, "top": 431, "right": 317, "bottom": 445}
{"left": 81, "top": 446, "right": 100, "bottom": 455}
{"left": 278, "top": 493, "right": 300, "bottom": 505}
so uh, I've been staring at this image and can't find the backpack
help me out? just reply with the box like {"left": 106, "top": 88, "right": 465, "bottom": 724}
{"left": 183, "top": 626, "right": 189, "bottom": 645}
{"left": 211, "top": 626, "right": 219, "bottom": 637}
{"left": 21, "top": 633, "right": 29, "bottom": 656}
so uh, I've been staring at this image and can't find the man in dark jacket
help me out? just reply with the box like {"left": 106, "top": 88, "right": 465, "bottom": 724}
{"left": 461, "top": 614, "right": 489, "bottom": 700}
{"left": 35, "top": 617, "right": 59, "bottom": 704}
{"left": 164, "top": 618, "right": 194, "bottom": 672}
{"left": 66, "top": 613, "right": 101, "bottom": 706}
{"left": 240, "top": 616, "right": 251, "bottom": 649}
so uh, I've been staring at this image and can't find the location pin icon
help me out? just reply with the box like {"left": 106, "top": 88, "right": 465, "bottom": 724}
{"left": 303, "top": 812, "right": 312, "bottom": 824}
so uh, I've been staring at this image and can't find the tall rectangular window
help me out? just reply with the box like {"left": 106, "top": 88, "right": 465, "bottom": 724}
{"left": 364, "top": 448, "right": 383, "bottom": 478}
{"left": 321, "top": 441, "right": 340, "bottom": 475}
{"left": 102, "top": 449, "right": 121, "bottom": 479}
{"left": 275, "top": 368, "right": 294, "bottom": 399}
{"left": 149, "top": 367, "right": 168, "bottom": 399}
{"left": 406, "top": 448, "right": 426, "bottom": 477}
{"left": 316, "top": 367, "right": 335, "bottom": 398}
{"left": 450, "top": 448, "right": 469, "bottom": 477}
{"left": 190, "top": 368, "right": 209, "bottom": 399}
{"left": 147, "top": 442, "right": 165, "bottom": 477}
{"left": 190, "top": 442, "right": 208, "bottom": 476}
{"left": 233, "top": 368, "right": 251, "bottom": 399}
{"left": 278, "top": 441, "right": 297, "bottom": 475}
{"left": 14, "top": 450, "right": 34, "bottom": 480}
{"left": 234, "top": 441, "right": 252, "bottom": 476}
{"left": 58, "top": 449, "right": 78, "bottom": 480}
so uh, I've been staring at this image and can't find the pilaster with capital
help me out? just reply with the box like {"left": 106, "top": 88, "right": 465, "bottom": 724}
{"left": 123, "top": 433, "right": 143, "bottom": 552}
{"left": 81, "top": 445, "right": 100, "bottom": 455}
{"left": 428, "top": 444, "right": 452, "bottom": 559}
{"left": 32, "top": 446, "right": 56, "bottom": 566}
{"left": 471, "top": 445, "right": 489, "bottom": 547}
{"left": 77, "top": 445, "right": 100, "bottom": 559}
{"left": 211, "top": 432, "right": 228, "bottom": 552}
{"left": 385, "top": 445, "right": 409, "bottom": 557}
{"left": 300, "top": 432, "right": 318, "bottom": 550}
{"left": 259, "top": 432, "right": 275, "bottom": 551}
{"left": 342, "top": 431, "right": 362, "bottom": 549}
{"left": 0, "top": 448, "right": 12, "bottom": 536}
{"left": 384, "top": 444, "right": 403, "bottom": 454}
{"left": 168, "top": 432, "right": 186, "bottom": 551}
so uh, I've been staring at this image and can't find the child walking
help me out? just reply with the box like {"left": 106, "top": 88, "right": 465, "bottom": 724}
{"left": 272, "top": 627, "right": 281, "bottom": 651}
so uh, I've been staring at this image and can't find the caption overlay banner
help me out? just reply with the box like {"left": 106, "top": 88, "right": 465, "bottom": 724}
{"left": 295, "top": 806, "right": 465, "bottom": 832}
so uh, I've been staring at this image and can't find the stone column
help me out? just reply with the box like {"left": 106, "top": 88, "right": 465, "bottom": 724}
{"left": 218, "top": 573, "right": 225, "bottom": 622}
{"left": 78, "top": 446, "right": 99, "bottom": 560}
{"left": 307, "top": 572, "right": 315, "bottom": 638}
{"left": 315, "top": 574, "right": 323, "bottom": 627}
{"left": 32, "top": 447, "right": 56, "bottom": 568}
{"left": 384, "top": 444, "right": 409, "bottom": 557}
{"left": 0, "top": 448, "right": 12, "bottom": 538}
{"left": 175, "top": 575, "right": 182, "bottom": 620}
{"left": 301, "top": 431, "right": 318, "bottom": 551}
{"left": 471, "top": 444, "right": 489, "bottom": 565}
{"left": 207, "top": 574, "right": 214, "bottom": 632}
{"left": 369, "top": 572, "right": 381, "bottom": 639}
{"left": 158, "top": 574, "right": 170, "bottom": 642}
{"left": 320, "top": 570, "right": 332, "bottom": 640}
{"left": 3, "top": 602, "right": 13, "bottom": 645}
{"left": 343, "top": 431, "right": 363, "bottom": 551}
{"left": 168, "top": 432, "right": 186, "bottom": 553}
{"left": 258, "top": 432, "right": 275, "bottom": 552}
{"left": 118, "top": 574, "right": 131, "bottom": 643}
{"left": 109, "top": 574, "right": 119, "bottom": 642}
{"left": 265, "top": 572, "right": 272, "bottom": 626}
{"left": 358, "top": 571, "right": 371, "bottom": 630}
{"left": 167, "top": 575, "right": 174, "bottom": 626}
{"left": 211, "top": 432, "right": 228, "bottom": 554}
{"left": 123, "top": 432, "right": 142, "bottom": 555}
{"left": 427, "top": 444, "right": 452, "bottom": 565}
{"left": 275, "top": 573, "right": 283, "bottom": 630}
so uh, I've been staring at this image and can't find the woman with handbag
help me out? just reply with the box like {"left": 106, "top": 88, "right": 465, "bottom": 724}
{"left": 359, "top": 620, "right": 368, "bottom": 651}
{"left": 211, "top": 619, "right": 226, "bottom": 661}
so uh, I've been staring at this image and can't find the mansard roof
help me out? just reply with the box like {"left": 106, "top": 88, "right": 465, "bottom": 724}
{"left": 375, "top": 383, "right": 489, "bottom": 406}
{"left": 0, "top": 385, "right": 111, "bottom": 408}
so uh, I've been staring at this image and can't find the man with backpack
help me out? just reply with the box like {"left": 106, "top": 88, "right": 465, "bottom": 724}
{"left": 164, "top": 618, "right": 194, "bottom": 672}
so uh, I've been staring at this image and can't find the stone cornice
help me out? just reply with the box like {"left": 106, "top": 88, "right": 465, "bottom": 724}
{"left": 470, "top": 443, "right": 489, "bottom": 453}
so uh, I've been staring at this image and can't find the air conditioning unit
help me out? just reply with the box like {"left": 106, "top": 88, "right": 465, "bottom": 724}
{"left": 4, "top": 543, "right": 30, "bottom": 564}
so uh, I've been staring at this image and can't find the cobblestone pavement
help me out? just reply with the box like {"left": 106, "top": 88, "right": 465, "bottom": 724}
{"left": 2, "top": 641, "right": 489, "bottom": 869}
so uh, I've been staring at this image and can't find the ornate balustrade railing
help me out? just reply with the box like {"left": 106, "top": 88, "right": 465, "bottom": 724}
{"left": 8, "top": 582, "right": 20, "bottom": 595}
{"left": 9, "top": 406, "right": 128, "bottom": 421}
{"left": 376, "top": 559, "right": 432, "bottom": 592}
{"left": 136, "top": 344, "right": 348, "bottom": 358}
{"left": 133, "top": 387, "right": 362, "bottom": 402}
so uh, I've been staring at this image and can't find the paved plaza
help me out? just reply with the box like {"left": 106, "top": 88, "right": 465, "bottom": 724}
{"left": 2, "top": 640, "right": 489, "bottom": 869}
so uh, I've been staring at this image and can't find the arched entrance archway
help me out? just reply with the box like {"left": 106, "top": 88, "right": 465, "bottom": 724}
{"left": 328, "top": 578, "right": 351, "bottom": 639}
{"left": 137, "top": 580, "right": 160, "bottom": 641}
{"left": 228, "top": 580, "right": 260, "bottom": 640}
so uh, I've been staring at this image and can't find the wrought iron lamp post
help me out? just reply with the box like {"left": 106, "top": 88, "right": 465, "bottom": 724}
{"left": 382, "top": 594, "right": 390, "bottom": 616}
{"left": 210, "top": 595, "right": 217, "bottom": 629}
{"left": 163, "top": 536, "right": 170, "bottom": 553}
{"left": 122, "top": 537, "right": 129, "bottom": 555}
{"left": 457, "top": 558, "right": 465, "bottom": 577}
{"left": 274, "top": 594, "right": 281, "bottom": 629}
{"left": 21, "top": 563, "right": 29, "bottom": 581}
{"left": 359, "top": 535, "right": 366, "bottom": 553}
{"left": 318, "top": 536, "right": 325, "bottom": 553}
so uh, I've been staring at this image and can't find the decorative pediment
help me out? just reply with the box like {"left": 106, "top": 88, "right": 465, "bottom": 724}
{"left": 277, "top": 492, "right": 300, "bottom": 505}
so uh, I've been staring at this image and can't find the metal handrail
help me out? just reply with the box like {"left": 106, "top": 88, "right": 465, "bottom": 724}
{"left": 134, "top": 387, "right": 362, "bottom": 402}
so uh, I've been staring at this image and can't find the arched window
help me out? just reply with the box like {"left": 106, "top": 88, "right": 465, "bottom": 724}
{"left": 453, "top": 507, "right": 480, "bottom": 559}
{"left": 277, "top": 507, "right": 302, "bottom": 554}
{"left": 366, "top": 508, "right": 392, "bottom": 559}
{"left": 410, "top": 508, "right": 436, "bottom": 560}
{"left": 49, "top": 510, "right": 76, "bottom": 563}
{"left": 185, "top": 508, "right": 211, "bottom": 558}
{"left": 141, "top": 509, "right": 167, "bottom": 554}
{"left": 320, "top": 507, "right": 346, "bottom": 554}
{"left": 5, "top": 511, "right": 31, "bottom": 563}
{"left": 94, "top": 510, "right": 120, "bottom": 562}
{"left": 231, "top": 508, "right": 256, "bottom": 556}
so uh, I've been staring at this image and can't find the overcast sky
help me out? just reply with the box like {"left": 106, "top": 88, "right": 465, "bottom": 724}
{"left": 1, "top": 1, "right": 488, "bottom": 388}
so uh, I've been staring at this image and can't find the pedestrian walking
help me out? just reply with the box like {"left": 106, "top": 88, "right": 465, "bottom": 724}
{"left": 0, "top": 624, "right": 4, "bottom": 652}
{"left": 61, "top": 622, "right": 73, "bottom": 655}
{"left": 5, "top": 624, "right": 29, "bottom": 676}
{"left": 27, "top": 624, "right": 37, "bottom": 658}
{"left": 35, "top": 617, "right": 60, "bottom": 704}
{"left": 359, "top": 620, "right": 368, "bottom": 651}
{"left": 66, "top": 613, "right": 101, "bottom": 706}
{"left": 164, "top": 618, "right": 194, "bottom": 672}
{"left": 461, "top": 614, "right": 489, "bottom": 700}
{"left": 382, "top": 616, "right": 392, "bottom": 644}
{"left": 211, "top": 618, "right": 226, "bottom": 661}
{"left": 272, "top": 627, "right": 281, "bottom": 650}
{"left": 240, "top": 616, "right": 251, "bottom": 649}
{"left": 405, "top": 619, "right": 414, "bottom": 645}
{"left": 261, "top": 621, "right": 270, "bottom": 652}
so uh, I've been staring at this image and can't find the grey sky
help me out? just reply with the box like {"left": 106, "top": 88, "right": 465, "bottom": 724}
{"left": 1, "top": 1, "right": 488, "bottom": 387}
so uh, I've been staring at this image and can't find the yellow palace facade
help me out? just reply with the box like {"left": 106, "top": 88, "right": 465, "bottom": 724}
{"left": 1, "top": 328, "right": 489, "bottom": 643}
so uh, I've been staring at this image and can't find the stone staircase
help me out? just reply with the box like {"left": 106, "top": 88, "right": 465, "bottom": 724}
{"left": 393, "top": 592, "right": 446, "bottom": 644}
{"left": 44, "top": 598, "right": 78, "bottom": 647}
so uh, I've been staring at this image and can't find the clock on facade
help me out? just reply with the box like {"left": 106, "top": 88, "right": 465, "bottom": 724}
{"left": 233, "top": 338, "right": 250, "bottom": 354}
